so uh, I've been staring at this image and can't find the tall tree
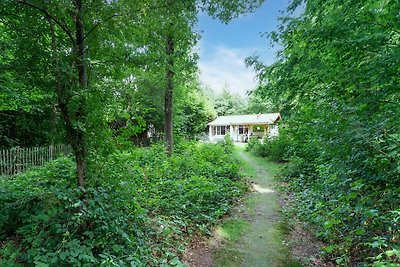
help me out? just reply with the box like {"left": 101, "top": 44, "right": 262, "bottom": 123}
{"left": 245, "top": 91, "right": 275, "bottom": 114}
{"left": 5, "top": 0, "right": 124, "bottom": 187}
{"left": 150, "top": 0, "right": 265, "bottom": 154}
{"left": 164, "top": 29, "right": 175, "bottom": 154}
{"left": 174, "top": 79, "right": 216, "bottom": 139}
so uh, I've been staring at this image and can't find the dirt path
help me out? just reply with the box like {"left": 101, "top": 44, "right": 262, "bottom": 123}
{"left": 230, "top": 151, "right": 333, "bottom": 267}
{"left": 183, "top": 148, "right": 329, "bottom": 267}
{"left": 183, "top": 149, "right": 292, "bottom": 267}
{"left": 226, "top": 150, "right": 288, "bottom": 266}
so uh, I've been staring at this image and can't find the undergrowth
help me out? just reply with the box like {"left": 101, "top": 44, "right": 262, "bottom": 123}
{"left": 246, "top": 129, "right": 400, "bottom": 266}
{"left": 0, "top": 140, "right": 244, "bottom": 266}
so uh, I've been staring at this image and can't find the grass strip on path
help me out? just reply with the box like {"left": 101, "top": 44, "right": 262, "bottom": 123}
{"left": 212, "top": 145, "right": 302, "bottom": 267}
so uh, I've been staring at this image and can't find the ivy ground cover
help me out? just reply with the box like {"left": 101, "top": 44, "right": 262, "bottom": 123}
{"left": 0, "top": 141, "right": 245, "bottom": 266}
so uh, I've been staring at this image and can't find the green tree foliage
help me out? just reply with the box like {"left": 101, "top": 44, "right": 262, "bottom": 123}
{"left": 141, "top": 1, "right": 199, "bottom": 155}
{"left": 1, "top": 0, "right": 265, "bottom": 174}
{"left": 1, "top": 0, "right": 155, "bottom": 184}
{"left": 248, "top": 0, "right": 400, "bottom": 265}
{"left": 214, "top": 86, "right": 247, "bottom": 116}
{"left": 174, "top": 80, "right": 216, "bottom": 139}
{"left": 246, "top": 91, "right": 275, "bottom": 114}
{"left": 199, "top": 0, "right": 264, "bottom": 22}
{"left": 155, "top": 0, "right": 264, "bottom": 154}
{"left": 0, "top": 0, "right": 270, "bottom": 265}
{"left": 0, "top": 8, "right": 64, "bottom": 148}
{"left": 1, "top": 0, "right": 120, "bottom": 186}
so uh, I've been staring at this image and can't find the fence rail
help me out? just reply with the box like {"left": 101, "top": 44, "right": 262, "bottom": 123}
{"left": 0, "top": 145, "right": 72, "bottom": 176}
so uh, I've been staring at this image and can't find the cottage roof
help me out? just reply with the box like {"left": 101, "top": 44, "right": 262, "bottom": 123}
{"left": 207, "top": 113, "right": 281, "bottom": 126}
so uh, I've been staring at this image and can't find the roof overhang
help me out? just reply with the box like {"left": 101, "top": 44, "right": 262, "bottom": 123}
{"left": 207, "top": 113, "right": 281, "bottom": 126}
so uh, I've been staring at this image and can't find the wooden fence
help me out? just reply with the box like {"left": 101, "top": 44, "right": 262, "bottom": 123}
{"left": 0, "top": 145, "right": 72, "bottom": 176}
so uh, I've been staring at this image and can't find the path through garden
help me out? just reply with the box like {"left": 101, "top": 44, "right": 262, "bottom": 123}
{"left": 183, "top": 147, "right": 289, "bottom": 266}
{"left": 183, "top": 146, "right": 331, "bottom": 267}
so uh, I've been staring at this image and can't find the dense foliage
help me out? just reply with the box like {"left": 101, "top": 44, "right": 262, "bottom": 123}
{"left": 213, "top": 87, "right": 247, "bottom": 116}
{"left": 0, "top": 0, "right": 263, "bottom": 184}
{"left": 0, "top": 1, "right": 265, "bottom": 265}
{"left": 0, "top": 141, "right": 245, "bottom": 266}
{"left": 246, "top": 135, "right": 289, "bottom": 163}
{"left": 247, "top": 0, "right": 400, "bottom": 265}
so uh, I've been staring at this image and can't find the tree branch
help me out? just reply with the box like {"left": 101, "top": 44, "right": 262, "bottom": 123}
{"left": 84, "top": 0, "right": 177, "bottom": 40}
{"left": 375, "top": 99, "right": 399, "bottom": 105}
{"left": 16, "top": 0, "right": 75, "bottom": 44}
{"left": 0, "top": 12, "right": 20, "bottom": 18}
{"left": 83, "top": 13, "right": 120, "bottom": 41}
{"left": 369, "top": 21, "right": 400, "bottom": 35}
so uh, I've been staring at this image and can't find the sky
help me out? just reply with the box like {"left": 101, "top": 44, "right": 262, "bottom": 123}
{"left": 196, "top": 0, "right": 291, "bottom": 97}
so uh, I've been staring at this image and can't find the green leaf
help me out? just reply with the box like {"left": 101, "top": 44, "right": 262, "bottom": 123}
{"left": 354, "top": 228, "right": 365, "bottom": 236}
{"left": 170, "top": 257, "right": 182, "bottom": 265}
{"left": 59, "top": 251, "right": 68, "bottom": 261}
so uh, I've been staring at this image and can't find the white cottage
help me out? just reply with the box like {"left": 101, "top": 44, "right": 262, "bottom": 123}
{"left": 207, "top": 113, "right": 281, "bottom": 142}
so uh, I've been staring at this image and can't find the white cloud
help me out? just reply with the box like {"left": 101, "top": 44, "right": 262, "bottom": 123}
{"left": 198, "top": 45, "right": 260, "bottom": 97}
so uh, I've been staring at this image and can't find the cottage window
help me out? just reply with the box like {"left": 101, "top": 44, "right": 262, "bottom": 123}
{"left": 214, "top": 126, "right": 228, "bottom": 135}
{"left": 238, "top": 125, "right": 249, "bottom": 135}
{"left": 238, "top": 125, "right": 244, "bottom": 134}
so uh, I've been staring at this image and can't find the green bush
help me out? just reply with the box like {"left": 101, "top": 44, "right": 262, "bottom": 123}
{"left": 247, "top": 0, "right": 400, "bottom": 264}
{"left": 277, "top": 112, "right": 400, "bottom": 265}
{"left": 246, "top": 134, "right": 290, "bottom": 162}
{"left": 216, "top": 134, "right": 234, "bottom": 154}
{"left": 0, "top": 159, "right": 149, "bottom": 266}
{"left": 0, "top": 142, "right": 245, "bottom": 266}
{"left": 245, "top": 136, "right": 260, "bottom": 152}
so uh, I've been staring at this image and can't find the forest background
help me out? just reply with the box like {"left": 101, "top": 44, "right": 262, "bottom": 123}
{"left": 0, "top": 0, "right": 399, "bottom": 266}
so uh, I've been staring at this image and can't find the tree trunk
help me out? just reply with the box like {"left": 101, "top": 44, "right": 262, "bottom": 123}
{"left": 48, "top": 17, "right": 58, "bottom": 146}
{"left": 164, "top": 32, "right": 174, "bottom": 156}
{"left": 48, "top": 6, "right": 87, "bottom": 188}
{"left": 71, "top": 0, "right": 87, "bottom": 187}
{"left": 17, "top": 0, "right": 88, "bottom": 188}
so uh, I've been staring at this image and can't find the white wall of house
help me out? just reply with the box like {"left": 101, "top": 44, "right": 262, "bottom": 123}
{"left": 207, "top": 113, "right": 281, "bottom": 142}
{"left": 208, "top": 123, "right": 278, "bottom": 143}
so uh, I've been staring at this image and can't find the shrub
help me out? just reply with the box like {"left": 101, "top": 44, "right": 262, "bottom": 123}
{"left": 277, "top": 112, "right": 400, "bottom": 265}
{"left": 245, "top": 136, "right": 260, "bottom": 152}
{"left": 246, "top": 134, "right": 290, "bottom": 162}
{"left": 263, "top": 135, "right": 291, "bottom": 162}
{"left": 0, "top": 159, "right": 149, "bottom": 266}
{"left": 1, "top": 141, "right": 245, "bottom": 266}
{"left": 216, "top": 134, "right": 234, "bottom": 154}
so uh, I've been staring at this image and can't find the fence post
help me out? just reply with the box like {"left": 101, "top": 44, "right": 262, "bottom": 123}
{"left": 0, "top": 150, "right": 3, "bottom": 175}
{"left": 22, "top": 147, "right": 25, "bottom": 173}
{"left": 16, "top": 147, "right": 19, "bottom": 174}
{"left": 28, "top": 147, "right": 30, "bottom": 171}
{"left": 7, "top": 149, "right": 10, "bottom": 175}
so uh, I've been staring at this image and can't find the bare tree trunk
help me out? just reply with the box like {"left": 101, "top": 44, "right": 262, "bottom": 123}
{"left": 165, "top": 32, "right": 174, "bottom": 156}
